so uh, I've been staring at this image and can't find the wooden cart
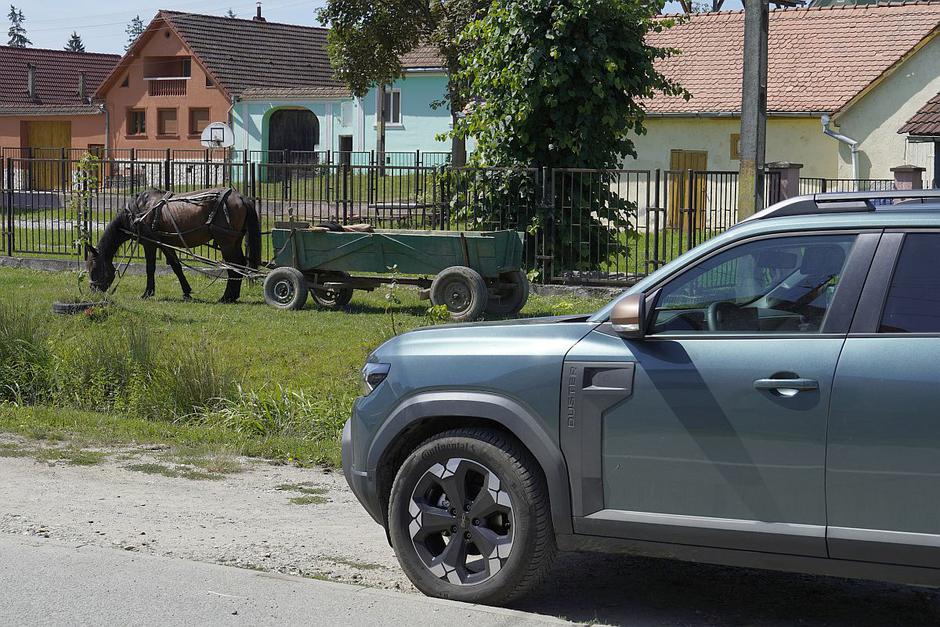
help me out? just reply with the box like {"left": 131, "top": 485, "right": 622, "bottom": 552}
{"left": 262, "top": 226, "right": 529, "bottom": 321}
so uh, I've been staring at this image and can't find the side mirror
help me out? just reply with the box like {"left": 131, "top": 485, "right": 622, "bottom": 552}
{"left": 610, "top": 293, "right": 646, "bottom": 339}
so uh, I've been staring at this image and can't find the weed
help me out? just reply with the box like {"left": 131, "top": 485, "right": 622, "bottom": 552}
{"left": 0, "top": 443, "right": 30, "bottom": 458}
{"left": 125, "top": 462, "right": 224, "bottom": 481}
{"left": 0, "top": 299, "right": 51, "bottom": 404}
{"left": 325, "top": 556, "right": 383, "bottom": 571}
{"left": 275, "top": 482, "right": 328, "bottom": 496}
{"left": 35, "top": 448, "right": 105, "bottom": 466}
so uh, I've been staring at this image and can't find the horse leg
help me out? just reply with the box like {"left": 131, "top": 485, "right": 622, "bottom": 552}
{"left": 142, "top": 242, "right": 157, "bottom": 299}
{"left": 160, "top": 246, "right": 192, "bottom": 300}
{"left": 219, "top": 244, "right": 246, "bottom": 303}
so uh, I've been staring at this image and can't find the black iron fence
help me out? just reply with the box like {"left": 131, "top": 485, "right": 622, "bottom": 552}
{"left": 5, "top": 152, "right": 888, "bottom": 286}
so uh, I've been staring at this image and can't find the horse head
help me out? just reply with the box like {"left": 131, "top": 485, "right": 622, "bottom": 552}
{"left": 85, "top": 244, "right": 115, "bottom": 292}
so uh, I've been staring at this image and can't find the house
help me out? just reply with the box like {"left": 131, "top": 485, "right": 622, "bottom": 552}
{"left": 633, "top": 2, "right": 940, "bottom": 184}
{"left": 0, "top": 46, "right": 119, "bottom": 160}
{"left": 94, "top": 9, "right": 452, "bottom": 163}
{"left": 899, "top": 92, "right": 940, "bottom": 187}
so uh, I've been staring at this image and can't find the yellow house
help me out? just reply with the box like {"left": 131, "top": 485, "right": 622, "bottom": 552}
{"left": 630, "top": 3, "right": 940, "bottom": 184}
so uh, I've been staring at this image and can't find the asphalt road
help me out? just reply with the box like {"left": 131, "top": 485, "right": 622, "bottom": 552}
{"left": 0, "top": 534, "right": 564, "bottom": 627}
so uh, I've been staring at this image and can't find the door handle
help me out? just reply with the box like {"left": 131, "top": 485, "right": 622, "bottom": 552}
{"left": 753, "top": 377, "right": 819, "bottom": 396}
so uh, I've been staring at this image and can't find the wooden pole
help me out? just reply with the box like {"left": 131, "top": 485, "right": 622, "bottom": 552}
{"left": 738, "top": 0, "right": 769, "bottom": 219}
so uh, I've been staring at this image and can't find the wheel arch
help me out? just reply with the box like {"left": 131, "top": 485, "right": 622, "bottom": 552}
{"left": 369, "top": 391, "right": 573, "bottom": 537}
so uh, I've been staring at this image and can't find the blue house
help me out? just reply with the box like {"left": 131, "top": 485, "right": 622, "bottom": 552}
{"left": 157, "top": 9, "right": 454, "bottom": 163}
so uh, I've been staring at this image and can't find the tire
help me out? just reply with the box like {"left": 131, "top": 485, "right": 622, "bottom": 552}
{"left": 263, "top": 267, "right": 308, "bottom": 310}
{"left": 484, "top": 270, "right": 530, "bottom": 316}
{"left": 388, "top": 428, "right": 556, "bottom": 605}
{"left": 430, "top": 266, "right": 488, "bottom": 322}
{"left": 311, "top": 271, "right": 354, "bottom": 309}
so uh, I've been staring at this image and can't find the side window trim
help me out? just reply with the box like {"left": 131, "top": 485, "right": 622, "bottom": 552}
{"left": 849, "top": 232, "right": 904, "bottom": 335}
{"left": 820, "top": 231, "right": 881, "bottom": 334}
{"left": 647, "top": 230, "right": 870, "bottom": 338}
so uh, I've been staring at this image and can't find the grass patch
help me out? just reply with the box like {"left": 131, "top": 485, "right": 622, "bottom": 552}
{"left": 35, "top": 447, "right": 105, "bottom": 466}
{"left": 124, "top": 462, "right": 224, "bottom": 481}
{"left": 275, "top": 482, "right": 328, "bottom": 496}
{"left": 325, "top": 556, "right": 383, "bottom": 571}
{"left": 0, "top": 266, "right": 608, "bottom": 467}
{"left": 0, "top": 443, "right": 30, "bottom": 458}
{"left": 288, "top": 494, "right": 328, "bottom": 506}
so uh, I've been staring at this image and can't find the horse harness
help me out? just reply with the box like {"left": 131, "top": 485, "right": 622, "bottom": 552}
{"left": 128, "top": 188, "right": 237, "bottom": 248}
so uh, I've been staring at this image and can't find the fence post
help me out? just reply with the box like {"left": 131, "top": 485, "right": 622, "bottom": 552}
{"left": 341, "top": 162, "right": 350, "bottom": 225}
{"left": 60, "top": 147, "right": 68, "bottom": 191}
{"left": 541, "top": 167, "right": 552, "bottom": 285}
{"left": 415, "top": 149, "right": 421, "bottom": 199}
{"left": 5, "top": 158, "right": 13, "bottom": 256}
{"left": 164, "top": 148, "right": 172, "bottom": 190}
{"left": 685, "top": 169, "right": 695, "bottom": 251}
{"left": 204, "top": 148, "right": 211, "bottom": 188}
{"left": 653, "top": 169, "right": 661, "bottom": 271}
{"left": 128, "top": 148, "right": 136, "bottom": 196}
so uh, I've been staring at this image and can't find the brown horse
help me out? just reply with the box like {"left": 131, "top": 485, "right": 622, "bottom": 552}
{"left": 87, "top": 187, "right": 262, "bottom": 303}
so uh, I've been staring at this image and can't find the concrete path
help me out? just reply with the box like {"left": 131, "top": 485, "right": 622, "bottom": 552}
{"left": 0, "top": 534, "right": 565, "bottom": 627}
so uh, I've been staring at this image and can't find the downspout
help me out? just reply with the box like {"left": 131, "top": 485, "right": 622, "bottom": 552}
{"left": 821, "top": 114, "right": 859, "bottom": 180}
{"left": 99, "top": 103, "right": 110, "bottom": 156}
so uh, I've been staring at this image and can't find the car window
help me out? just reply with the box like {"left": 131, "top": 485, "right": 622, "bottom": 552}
{"left": 651, "top": 234, "right": 857, "bottom": 334}
{"left": 879, "top": 233, "right": 940, "bottom": 333}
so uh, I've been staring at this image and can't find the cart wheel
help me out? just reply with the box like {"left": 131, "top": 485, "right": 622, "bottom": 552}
{"left": 430, "top": 266, "right": 488, "bottom": 322}
{"left": 263, "top": 267, "right": 308, "bottom": 310}
{"left": 311, "top": 271, "right": 354, "bottom": 309}
{"left": 485, "top": 270, "right": 530, "bottom": 316}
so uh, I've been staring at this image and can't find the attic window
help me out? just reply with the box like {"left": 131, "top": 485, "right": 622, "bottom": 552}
{"left": 206, "top": 76, "right": 214, "bottom": 88}
{"left": 120, "top": 75, "right": 129, "bottom": 88}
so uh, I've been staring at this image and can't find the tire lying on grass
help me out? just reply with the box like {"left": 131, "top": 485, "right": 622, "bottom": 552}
{"left": 430, "top": 265, "right": 488, "bottom": 322}
{"left": 263, "top": 267, "right": 308, "bottom": 310}
{"left": 388, "top": 428, "right": 556, "bottom": 605}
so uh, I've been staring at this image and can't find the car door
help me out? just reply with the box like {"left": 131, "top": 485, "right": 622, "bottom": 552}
{"left": 828, "top": 231, "right": 940, "bottom": 568}
{"left": 563, "top": 231, "right": 879, "bottom": 557}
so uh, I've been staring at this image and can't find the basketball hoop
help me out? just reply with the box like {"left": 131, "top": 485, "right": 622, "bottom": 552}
{"left": 200, "top": 122, "right": 235, "bottom": 149}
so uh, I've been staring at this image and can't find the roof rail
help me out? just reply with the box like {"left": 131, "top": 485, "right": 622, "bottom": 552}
{"left": 745, "top": 188, "right": 940, "bottom": 222}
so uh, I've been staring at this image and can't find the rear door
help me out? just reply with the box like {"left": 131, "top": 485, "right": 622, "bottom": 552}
{"left": 828, "top": 231, "right": 940, "bottom": 567}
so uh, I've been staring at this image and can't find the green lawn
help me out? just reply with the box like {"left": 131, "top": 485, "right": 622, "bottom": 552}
{"left": 0, "top": 266, "right": 608, "bottom": 467}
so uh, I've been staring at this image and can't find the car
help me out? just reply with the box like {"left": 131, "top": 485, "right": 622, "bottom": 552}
{"left": 343, "top": 188, "right": 940, "bottom": 605}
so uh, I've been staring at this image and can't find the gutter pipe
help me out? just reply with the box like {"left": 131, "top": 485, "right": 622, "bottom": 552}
{"left": 821, "top": 114, "right": 860, "bottom": 180}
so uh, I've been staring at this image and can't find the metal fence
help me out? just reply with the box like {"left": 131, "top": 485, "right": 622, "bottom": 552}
{"left": 4, "top": 152, "right": 876, "bottom": 286}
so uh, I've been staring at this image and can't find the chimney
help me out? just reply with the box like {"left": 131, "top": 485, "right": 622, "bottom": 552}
{"left": 253, "top": 2, "right": 266, "bottom": 21}
{"left": 78, "top": 72, "right": 87, "bottom": 103}
{"left": 26, "top": 63, "right": 36, "bottom": 101}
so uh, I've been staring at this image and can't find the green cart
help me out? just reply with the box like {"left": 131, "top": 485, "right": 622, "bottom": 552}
{"left": 262, "top": 226, "right": 530, "bottom": 321}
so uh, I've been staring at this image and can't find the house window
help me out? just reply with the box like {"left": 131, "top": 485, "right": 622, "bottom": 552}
{"left": 206, "top": 75, "right": 215, "bottom": 88}
{"left": 377, "top": 89, "right": 401, "bottom": 125}
{"left": 189, "top": 108, "right": 210, "bottom": 135}
{"left": 157, "top": 109, "right": 178, "bottom": 136}
{"left": 120, "top": 75, "right": 129, "bottom": 88}
{"left": 730, "top": 133, "right": 741, "bottom": 160}
{"left": 127, "top": 109, "right": 146, "bottom": 136}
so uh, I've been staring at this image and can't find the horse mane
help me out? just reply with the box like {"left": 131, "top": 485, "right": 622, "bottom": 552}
{"left": 96, "top": 209, "right": 132, "bottom": 261}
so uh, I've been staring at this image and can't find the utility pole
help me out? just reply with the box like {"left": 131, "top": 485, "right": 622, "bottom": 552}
{"left": 737, "top": 0, "right": 769, "bottom": 219}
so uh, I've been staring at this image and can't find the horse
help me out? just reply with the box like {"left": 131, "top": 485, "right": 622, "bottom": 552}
{"left": 86, "top": 187, "right": 262, "bottom": 303}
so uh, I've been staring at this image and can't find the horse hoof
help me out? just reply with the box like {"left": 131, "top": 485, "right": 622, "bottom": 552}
{"left": 182, "top": 293, "right": 192, "bottom": 301}
{"left": 141, "top": 292, "right": 154, "bottom": 300}
{"left": 218, "top": 297, "right": 236, "bottom": 304}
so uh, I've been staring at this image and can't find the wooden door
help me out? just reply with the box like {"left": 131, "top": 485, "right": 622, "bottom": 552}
{"left": 668, "top": 149, "right": 707, "bottom": 228}
{"left": 25, "top": 121, "right": 71, "bottom": 190}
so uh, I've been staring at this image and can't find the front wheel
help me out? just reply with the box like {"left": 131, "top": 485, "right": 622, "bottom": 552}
{"left": 485, "top": 270, "right": 530, "bottom": 316}
{"left": 388, "top": 428, "right": 556, "bottom": 605}
{"left": 263, "top": 267, "right": 308, "bottom": 310}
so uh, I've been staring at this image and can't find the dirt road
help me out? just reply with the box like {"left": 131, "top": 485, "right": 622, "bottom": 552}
{"left": 2, "top": 436, "right": 940, "bottom": 626}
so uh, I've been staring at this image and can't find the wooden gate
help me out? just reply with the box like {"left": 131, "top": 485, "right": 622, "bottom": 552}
{"left": 24, "top": 121, "right": 71, "bottom": 190}
{"left": 668, "top": 149, "right": 707, "bottom": 228}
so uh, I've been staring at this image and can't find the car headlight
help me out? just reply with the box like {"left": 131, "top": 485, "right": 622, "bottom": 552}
{"left": 361, "top": 362, "right": 390, "bottom": 395}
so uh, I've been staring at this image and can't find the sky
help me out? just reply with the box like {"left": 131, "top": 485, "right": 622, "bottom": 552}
{"left": 17, "top": 0, "right": 745, "bottom": 55}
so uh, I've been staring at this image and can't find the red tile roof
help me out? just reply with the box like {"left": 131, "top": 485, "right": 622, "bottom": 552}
{"left": 645, "top": 3, "right": 940, "bottom": 115}
{"left": 401, "top": 45, "right": 445, "bottom": 70}
{"left": 900, "top": 92, "right": 940, "bottom": 136}
{"left": 0, "top": 46, "right": 119, "bottom": 112}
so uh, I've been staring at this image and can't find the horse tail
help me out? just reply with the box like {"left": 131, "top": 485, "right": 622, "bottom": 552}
{"left": 242, "top": 194, "right": 262, "bottom": 270}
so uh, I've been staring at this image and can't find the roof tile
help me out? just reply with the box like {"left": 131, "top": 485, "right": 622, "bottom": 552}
{"left": 0, "top": 46, "right": 119, "bottom": 108}
{"left": 900, "top": 92, "right": 940, "bottom": 136}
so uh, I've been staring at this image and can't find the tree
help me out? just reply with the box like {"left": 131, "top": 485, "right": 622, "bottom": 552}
{"left": 450, "top": 0, "right": 688, "bottom": 272}
{"left": 7, "top": 5, "right": 30, "bottom": 48}
{"left": 226, "top": 8, "right": 237, "bottom": 18}
{"left": 64, "top": 31, "right": 85, "bottom": 52}
{"left": 317, "top": 0, "right": 490, "bottom": 166}
{"left": 125, "top": 14, "right": 145, "bottom": 51}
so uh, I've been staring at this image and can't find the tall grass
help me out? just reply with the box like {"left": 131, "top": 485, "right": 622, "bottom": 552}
{"left": 0, "top": 300, "right": 51, "bottom": 404}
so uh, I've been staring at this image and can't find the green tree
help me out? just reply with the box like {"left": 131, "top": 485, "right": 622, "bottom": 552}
{"left": 64, "top": 31, "right": 85, "bottom": 52}
{"left": 226, "top": 8, "right": 237, "bottom": 18}
{"left": 125, "top": 14, "right": 145, "bottom": 51}
{"left": 450, "top": 0, "right": 688, "bottom": 273}
{"left": 317, "top": 0, "right": 489, "bottom": 166}
{"left": 7, "top": 5, "right": 30, "bottom": 48}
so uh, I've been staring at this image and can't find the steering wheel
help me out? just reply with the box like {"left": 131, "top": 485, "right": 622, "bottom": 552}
{"left": 706, "top": 301, "right": 737, "bottom": 332}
